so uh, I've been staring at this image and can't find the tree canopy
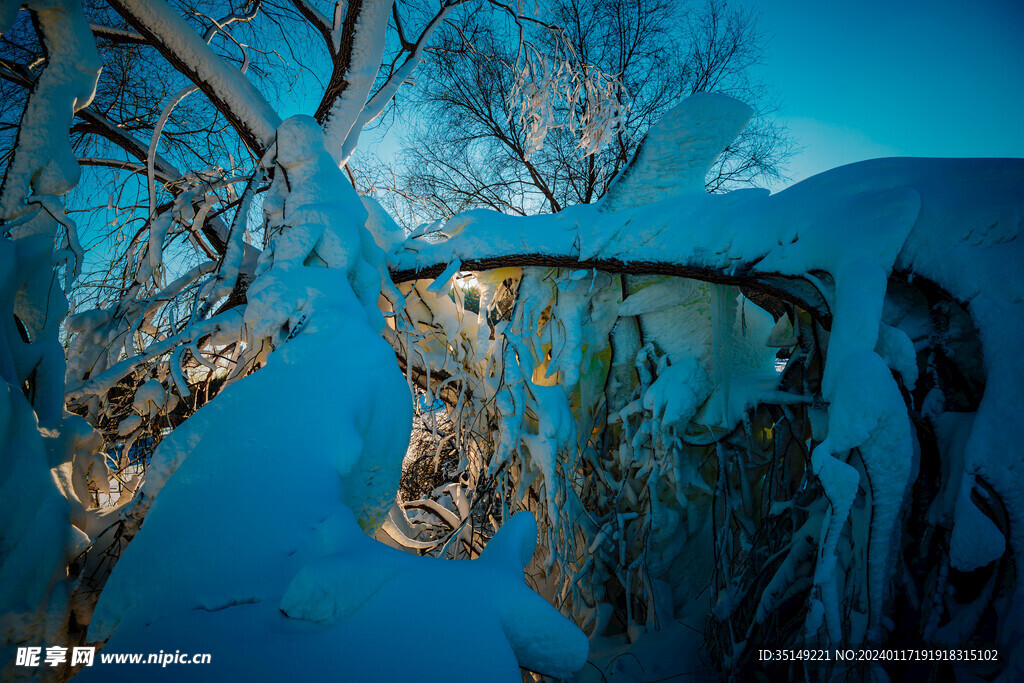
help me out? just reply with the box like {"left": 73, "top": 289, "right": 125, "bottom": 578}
{"left": 359, "top": 0, "right": 794, "bottom": 225}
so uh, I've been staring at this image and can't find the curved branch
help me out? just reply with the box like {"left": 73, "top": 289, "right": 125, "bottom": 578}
{"left": 77, "top": 157, "right": 175, "bottom": 185}
{"left": 390, "top": 253, "right": 831, "bottom": 325}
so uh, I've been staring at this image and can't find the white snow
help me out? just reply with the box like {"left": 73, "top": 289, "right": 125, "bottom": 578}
{"left": 390, "top": 93, "right": 1024, "bottom": 657}
{"left": 82, "top": 116, "right": 588, "bottom": 681}
{"left": 603, "top": 92, "right": 754, "bottom": 208}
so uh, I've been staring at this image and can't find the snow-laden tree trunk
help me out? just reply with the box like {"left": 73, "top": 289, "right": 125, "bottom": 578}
{"left": 0, "top": 0, "right": 102, "bottom": 676}
{"left": 77, "top": 114, "right": 588, "bottom": 682}
{"left": 1, "top": 1, "right": 595, "bottom": 679}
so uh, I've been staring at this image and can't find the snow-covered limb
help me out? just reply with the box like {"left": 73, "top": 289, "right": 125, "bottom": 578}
{"left": 389, "top": 177, "right": 919, "bottom": 312}
{"left": 0, "top": 3, "right": 101, "bottom": 219}
{"left": 318, "top": 0, "right": 393, "bottom": 164}
{"left": 64, "top": 311, "right": 242, "bottom": 401}
{"left": 338, "top": 0, "right": 469, "bottom": 164}
{"left": 0, "top": 0, "right": 102, "bottom": 427}
{"left": 106, "top": 0, "right": 281, "bottom": 152}
{"left": 87, "top": 22, "right": 147, "bottom": 44}
{"left": 146, "top": 84, "right": 197, "bottom": 240}
{"left": 0, "top": 0, "right": 103, "bottom": 670}
{"left": 192, "top": 169, "right": 264, "bottom": 320}
{"left": 392, "top": 248, "right": 832, "bottom": 322}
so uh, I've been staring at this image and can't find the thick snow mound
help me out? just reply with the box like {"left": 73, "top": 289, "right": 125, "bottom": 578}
{"left": 84, "top": 116, "right": 588, "bottom": 682}
{"left": 84, "top": 284, "right": 587, "bottom": 680}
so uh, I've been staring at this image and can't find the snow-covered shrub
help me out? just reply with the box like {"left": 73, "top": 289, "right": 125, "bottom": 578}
{"left": 386, "top": 93, "right": 1024, "bottom": 678}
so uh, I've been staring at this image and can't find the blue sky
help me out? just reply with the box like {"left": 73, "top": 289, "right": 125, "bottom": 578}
{"left": 751, "top": 0, "right": 1024, "bottom": 188}
{"left": 360, "top": 1, "right": 1024, "bottom": 193}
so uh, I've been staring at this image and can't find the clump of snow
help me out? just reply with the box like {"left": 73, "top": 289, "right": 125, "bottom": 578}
{"left": 132, "top": 379, "right": 176, "bottom": 418}
{"left": 601, "top": 92, "right": 753, "bottom": 209}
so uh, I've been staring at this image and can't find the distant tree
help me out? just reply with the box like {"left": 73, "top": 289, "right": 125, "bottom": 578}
{"left": 366, "top": 0, "right": 794, "bottom": 225}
